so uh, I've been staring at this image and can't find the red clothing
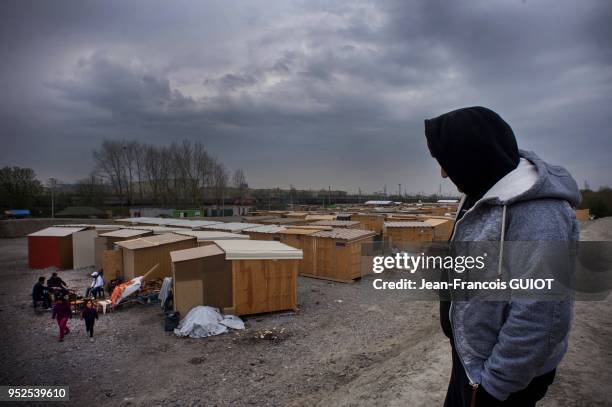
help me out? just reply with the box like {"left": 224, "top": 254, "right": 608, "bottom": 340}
{"left": 57, "top": 317, "right": 70, "bottom": 340}
{"left": 52, "top": 302, "right": 72, "bottom": 321}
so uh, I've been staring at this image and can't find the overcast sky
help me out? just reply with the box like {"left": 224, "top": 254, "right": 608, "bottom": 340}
{"left": 1, "top": 0, "right": 610, "bottom": 194}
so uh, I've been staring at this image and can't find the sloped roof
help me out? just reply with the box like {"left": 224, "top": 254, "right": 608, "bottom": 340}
{"left": 115, "top": 233, "right": 196, "bottom": 250}
{"left": 309, "top": 228, "right": 376, "bottom": 241}
{"left": 258, "top": 217, "right": 305, "bottom": 225}
{"left": 123, "top": 226, "right": 186, "bottom": 234}
{"left": 243, "top": 225, "right": 287, "bottom": 234}
{"left": 304, "top": 214, "right": 337, "bottom": 221}
{"left": 170, "top": 244, "right": 225, "bottom": 263}
{"left": 279, "top": 228, "right": 320, "bottom": 235}
{"left": 164, "top": 219, "right": 222, "bottom": 228}
{"left": 99, "top": 229, "right": 152, "bottom": 238}
{"left": 215, "top": 240, "right": 303, "bottom": 260}
{"left": 384, "top": 221, "right": 433, "bottom": 228}
{"left": 28, "top": 226, "right": 87, "bottom": 237}
{"left": 202, "top": 222, "right": 261, "bottom": 232}
{"left": 309, "top": 220, "right": 360, "bottom": 227}
{"left": 173, "top": 230, "right": 249, "bottom": 241}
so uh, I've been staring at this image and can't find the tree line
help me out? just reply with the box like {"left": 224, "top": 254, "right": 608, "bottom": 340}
{"left": 90, "top": 139, "right": 248, "bottom": 207}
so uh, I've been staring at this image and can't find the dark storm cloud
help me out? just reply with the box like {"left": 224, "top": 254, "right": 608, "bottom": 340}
{"left": 1, "top": 0, "right": 610, "bottom": 193}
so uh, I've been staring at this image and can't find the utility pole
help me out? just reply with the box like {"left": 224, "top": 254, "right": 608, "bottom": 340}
{"left": 398, "top": 183, "right": 401, "bottom": 199}
{"left": 328, "top": 186, "right": 331, "bottom": 207}
{"left": 48, "top": 178, "right": 57, "bottom": 218}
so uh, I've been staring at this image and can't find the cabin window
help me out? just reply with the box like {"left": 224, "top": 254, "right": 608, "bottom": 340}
{"left": 335, "top": 241, "right": 346, "bottom": 247}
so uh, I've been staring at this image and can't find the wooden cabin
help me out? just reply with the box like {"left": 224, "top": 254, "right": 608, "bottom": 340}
{"left": 383, "top": 219, "right": 452, "bottom": 243}
{"left": 242, "top": 225, "right": 286, "bottom": 241}
{"left": 28, "top": 226, "right": 86, "bottom": 270}
{"left": 199, "top": 222, "right": 260, "bottom": 233}
{"left": 282, "top": 228, "right": 375, "bottom": 283}
{"left": 170, "top": 240, "right": 302, "bottom": 316}
{"left": 95, "top": 228, "right": 154, "bottom": 272}
{"left": 278, "top": 228, "right": 323, "bottom": 277}
{"left": 257, "top": 217, "right": 308, "bottom": 226}
{"left": 309, "top": 229, "right": 376, "bottom": 282}
{"left": 350, "top": 213, "right": 385, "bottom": 235}
{"left": 574, "top": 208, "right": 590, "bottom": 221}
{"left": 308, "top": 220, "right": 361, "bottom": 229}
{"left": 173, "top": 230, "right": 250, "bottom": 246}
{"left": 115, "top": 233, "right": 197, "bottom": 280}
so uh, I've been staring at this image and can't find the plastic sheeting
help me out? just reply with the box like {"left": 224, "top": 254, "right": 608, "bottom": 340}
{"left": 174, "top": 306, "right": 244, "bottom": 338}
{"left": 110, "top": 277, "right": 143, "bottom": 305}
{"left": 159, "top": 277, "right": 172, "bottom": 309}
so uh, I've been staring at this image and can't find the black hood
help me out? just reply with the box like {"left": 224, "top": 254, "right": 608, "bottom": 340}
{"left": 424, "top": 106, "right": 520, "bottom": 199}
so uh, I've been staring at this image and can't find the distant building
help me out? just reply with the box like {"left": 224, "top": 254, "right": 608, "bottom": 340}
{"left": 364, "top": 200, "right": 395, "bottom": 206}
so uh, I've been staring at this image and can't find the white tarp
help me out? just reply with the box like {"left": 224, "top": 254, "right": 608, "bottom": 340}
{"left": 174, "top": 306, "right": 244, "bottom": 338}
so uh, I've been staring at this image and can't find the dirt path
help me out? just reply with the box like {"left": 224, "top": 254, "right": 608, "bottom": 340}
{"left": 0, "top": 219, "right": 610, "bottom": 406}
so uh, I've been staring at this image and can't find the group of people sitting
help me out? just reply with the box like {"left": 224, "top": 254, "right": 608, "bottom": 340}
{"left": 32, "top": 272, "right": 68, "bottom": 310}
{"left": 32, "top": 270, "right": 106, "bottom": 310}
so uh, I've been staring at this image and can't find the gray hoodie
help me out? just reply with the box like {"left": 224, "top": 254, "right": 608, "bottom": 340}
{"left": 450, "top": 149, "right": 580, "bottom": 400}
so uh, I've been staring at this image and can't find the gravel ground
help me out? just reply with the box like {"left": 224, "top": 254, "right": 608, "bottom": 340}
{"left": 0, "top": 219, "right": 610, "bottom": 406}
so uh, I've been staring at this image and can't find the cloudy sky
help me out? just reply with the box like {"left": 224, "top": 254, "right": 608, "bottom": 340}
{"left": 1, "top": 0, "right": 610, "bottom": 194}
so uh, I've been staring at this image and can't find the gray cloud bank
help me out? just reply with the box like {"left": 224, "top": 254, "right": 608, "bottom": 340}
{"left": 1, "top": 0, "right": 610, "bottom": 194}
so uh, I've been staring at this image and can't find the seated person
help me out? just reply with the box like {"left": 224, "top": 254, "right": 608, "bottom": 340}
{"left": 47, "top": 272, "right": 68, "bottom": 297}
{"left": 86, "top": 271, "right": 105, "bottom": 298}
{"left": 32, "top": 276, "right": 51, "bottom": 309}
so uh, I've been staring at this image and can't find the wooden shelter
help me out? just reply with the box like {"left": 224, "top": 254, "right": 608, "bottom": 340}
{"left": 257, "top": 217, "right": 308, "bottom": 226}
{"left": 241, "top": 215, "right": 276, "bottom": 223}
{"left": 278, "top": 227, "right": 375, "bottom": 283}
{"left": 28, "top": 226, "right": 86, "bottom": 269}
{"left": 383, "top": 219, "right": 452, "bottom": 242}
{"left": 199, "top": 222, "right": 260, "bottom": 233}
{"left": 115, "top": 233, "right": 197, "bottom": 280}
{"left": 170, "top": 240, "right": 302, "bottom": 316}
{"left": 304, "top": 214, "right": 337, "bottom": 222}
{"left": 574, "top": 208, "right": 590, "bottom": 221}
{"left": 242, "top": 225, "right": 286, "bottom": 241}
{"left": 95, "top": 228, "right": 154, "bottom": 272}
{"left": 278, "top": 228, "right": 322, "bottom": 277}
{"left": 308, "top": 220, "right": 361, "bottom": 229}
{"left": 305, "top": 229, "right": 376, "bottom": 282}
{"left": 173, "top": 230, "right": 249, "bottom": 246}
{"left": 351, "top": 213, "right": 386, "bottom": 235}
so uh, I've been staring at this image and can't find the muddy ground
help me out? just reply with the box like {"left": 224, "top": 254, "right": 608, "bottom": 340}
{"left": 0, "top": 219, "right": 611, "bottom": 406}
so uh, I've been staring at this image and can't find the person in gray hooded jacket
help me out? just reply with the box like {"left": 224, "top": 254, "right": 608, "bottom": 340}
{"left": 424, "top": 106, "right": 580, "bottom": 406}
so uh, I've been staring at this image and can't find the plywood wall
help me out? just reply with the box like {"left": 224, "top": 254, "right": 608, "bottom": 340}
{"left": 279, "top": 234, "right": 317, "bottom": 276}
{"left": 102, "top": 250, "right": 123, "bottom": 280}
{"left": 384, "top": 227, "right": 434, "bottom": 243}
{"left": 352, "top": 214, "right": 384, "bottom": 234}
{"left": 231, "top": 259, "right": 298, "bottom": 315}
{"left": 73, "top": 229, "right": 97, "bottom": 269}
{"left": 123, "top": 239, "right": 197, "bottom": 280}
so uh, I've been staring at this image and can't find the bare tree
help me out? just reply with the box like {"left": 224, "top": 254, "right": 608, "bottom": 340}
{"left": 93, "top": 140, "right": 127, "bottom": 201}
{"left": 212, "top": 159, "right": 228, "bottom": 213}
{"left": 76, "top": 173, "right": 106, "bottom": 206}
{"left": 232, "top": 168, "right": 248, "bottom": 206}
